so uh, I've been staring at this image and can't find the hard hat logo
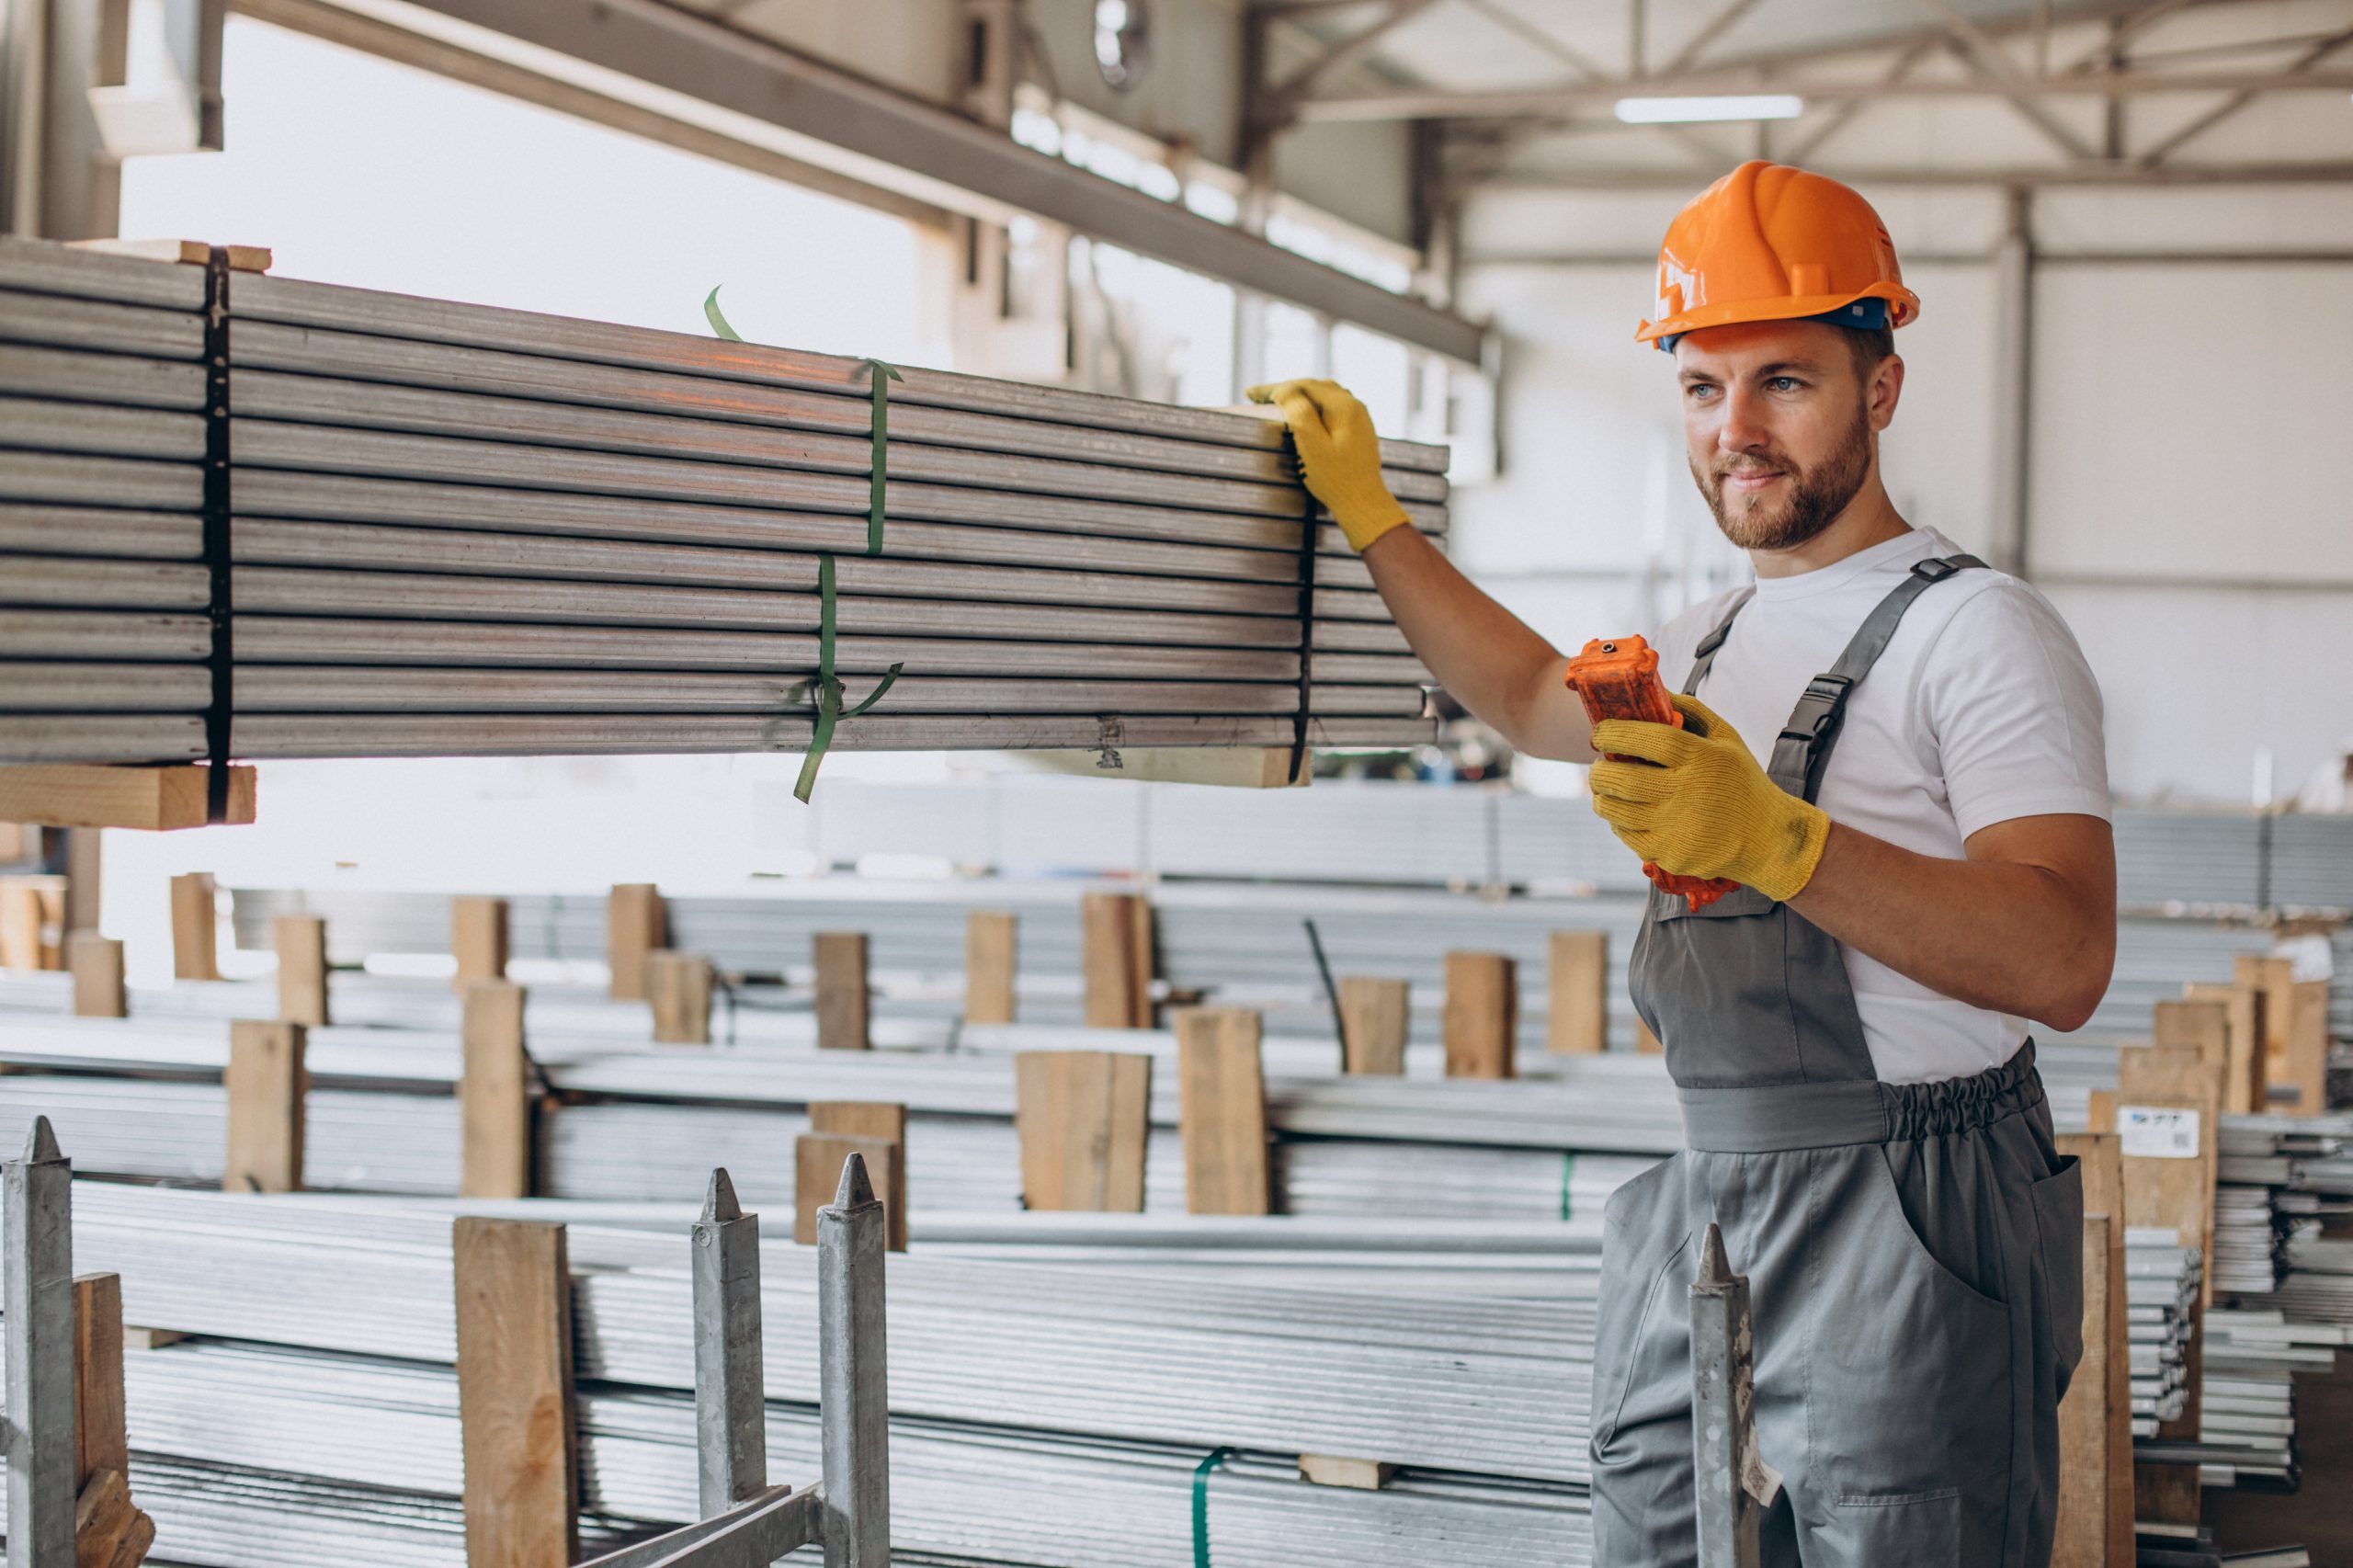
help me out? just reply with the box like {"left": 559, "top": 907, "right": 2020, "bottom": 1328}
{"left": 1636, "top": 160, "right": 1920, "bottom": 348}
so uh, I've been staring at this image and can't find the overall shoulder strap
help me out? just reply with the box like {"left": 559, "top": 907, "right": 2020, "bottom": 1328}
{"left": 1768, "top": 553, "right": 1986, "bottom": 801}
{"left": 1681, "top": 588, "right": 1756, "bottom": 696}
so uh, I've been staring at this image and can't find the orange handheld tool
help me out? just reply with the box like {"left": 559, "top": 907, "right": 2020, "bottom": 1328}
{"left": 1563, "top": 635, "right": 1743, "bottom": 913}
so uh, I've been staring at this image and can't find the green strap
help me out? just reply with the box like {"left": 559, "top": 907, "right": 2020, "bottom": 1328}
{"left": 1191, "top": 1447, "right": 1234, "bottom": 1568}
{"left": 703, "top": 287, "right": 743, "bottom": 342}
{"left": 1560, "top": 1150, "right": 1577, "bottom": 1221}
{"left": 860, "top": 358, "right": 902, "bottom": 556}
{"left": 791, "top": 553, "right": 904, "bottom": 802}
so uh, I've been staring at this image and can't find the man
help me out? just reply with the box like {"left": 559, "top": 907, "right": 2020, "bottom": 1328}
{"left": 1251, "top": 160, "right": 2112, "bottom": 1567}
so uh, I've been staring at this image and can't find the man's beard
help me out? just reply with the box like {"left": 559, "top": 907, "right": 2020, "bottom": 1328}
{"left": 1691, "top": 409, "right": 1873, "bottom": 551}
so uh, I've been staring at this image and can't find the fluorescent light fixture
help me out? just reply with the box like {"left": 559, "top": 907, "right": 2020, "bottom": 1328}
{"left": 1614, "top": 94, "right": 1805, "bottom": 124}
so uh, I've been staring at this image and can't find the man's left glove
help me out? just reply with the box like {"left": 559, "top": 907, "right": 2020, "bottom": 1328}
{"left": 1589, "top": 694, "right": 1830, "bottom": 905}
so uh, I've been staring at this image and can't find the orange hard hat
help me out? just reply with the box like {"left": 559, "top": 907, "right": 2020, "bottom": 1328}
{"left": 1636, "top": 161, "right": 1919, "bottom": 347}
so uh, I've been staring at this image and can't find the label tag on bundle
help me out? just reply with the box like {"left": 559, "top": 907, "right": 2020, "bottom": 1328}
{"left": 2119, "top": 1106, "right": 2200, "bottom": 1159}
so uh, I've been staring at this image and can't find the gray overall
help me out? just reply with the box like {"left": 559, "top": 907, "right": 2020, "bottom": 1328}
{"left": 1588, "top": 555, "right": 2086, "bottom": 1568}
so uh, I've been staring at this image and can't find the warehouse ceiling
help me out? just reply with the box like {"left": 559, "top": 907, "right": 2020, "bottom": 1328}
{"left": 1263, "top": 0, "right": 2353, "bottom": 188}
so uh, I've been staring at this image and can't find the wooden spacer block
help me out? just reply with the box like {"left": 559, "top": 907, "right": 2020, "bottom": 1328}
{"left": 453, "top": 1218, "right": 578, "bottom": 1568}
{"left": 122, "top": 1327, "right": 186, "bottom": 1351}
{"left": 2277, "top": 980, "right": 2329, "bottom": 1117}
{"left": 1298, "top": 1454, "right": 1394, "bottom": 1490}
{"left": 168, "top": 872, "right": 220, "bottom": 981}
{"left": 451, "top": 896, "right": 510, "bottom": 990}
{"left": 0, "top": 822, "right": 26, "bottom": 860}
{"left": 1013, "top": 1050, "right": 1152, "bottom": 1212}
{"left": 1337, "top": 976, "right": 1409, "bottom": 1076}
{"left": 2233, "top": 954, "right": 2295, "bottom": 1079}
{"left": 645, "top": 950, "right": 714, "bottom": 1046}
{"left": 68, "top": 933, "right": 126, "bottom": 1018}
{"left": 69, "top": 237, "right": 274, "bottom": 272}
{"left": 1442, "top": 951, "right": 1517, "bottom": 1079}
{"left": 1080, "top": 892, "right": 1154, "bottom": 1028}
{"left": 812, "top": 1101, "right": 908, "bottom": 1145}
{"left": 0, "top": 763, "right": 255, "bottom": 830}
{"left": 0, "top": 873, "right": 66, "bottom": 970}
{"left": 273, "top": 914, "right": 330, "bottom": 1027}
{"left": 1175, "top": 1007, "right": 1270, "bottom": 1216}
{"left": 2154, "top": 997, "right": 2242, "bottom": 1112}
{"left": 795, "top": 1131, "right": 907, "bottom": 1251}
{"left": 813, "top": 932, "right": 870, "bottom": 1051}
{"left": 1546, "top": 930, "right": 1608, "bottom": 1055}
{"left": 74, "top": 1273, "right": 131, "bottom": 1485}
{"left": 223, "top": 1019, "right": 307, "bottom": 1193}
{"left": 74, "top": 1466, "right": 138, "bottom": 1566}
{"left": 460, "top": 982, "right": 532, "bottom": 1201}
{"left": 62, "top": 827, "right": 100, "bottom": 936}
{"left": 606, "top": 883, "right": 665, "bottom": 1001}
{"left": 2051, "top": 1212, "right": 2120, "bottom": 1568}
{"left": 965, "top": 911, "right": 1017, "bottom": 1026}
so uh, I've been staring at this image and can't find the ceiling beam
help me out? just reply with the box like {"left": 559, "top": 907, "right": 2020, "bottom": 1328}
{"left": 1293, "top": 64, "right": 2353, "bottom": 119}
{"left": 250, "top": 0, "right": 1488, "bottom": 364}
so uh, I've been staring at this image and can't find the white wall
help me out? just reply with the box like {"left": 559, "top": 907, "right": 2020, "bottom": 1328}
{"left": 1450, "top": 180, "right": 2353, "bottom": 805}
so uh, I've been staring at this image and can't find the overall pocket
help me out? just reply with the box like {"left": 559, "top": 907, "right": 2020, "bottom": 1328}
{"left": 2032, "top": 1155, "right": 2086, "bottom": 1394}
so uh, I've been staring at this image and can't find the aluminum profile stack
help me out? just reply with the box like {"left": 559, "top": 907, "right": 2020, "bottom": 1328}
{"left": 2126, "top": 1230, "right": 2204, "bottom": 1436}
{"left": 16, "top": 1183, "right": 1598, "bottom": 1567}
{"left": 0, "top": 234, "right": 1446, "bottom": 765}
{"left": 2220, "top": 1114, "right": 2353, "bottom": 1325}
{"left": 223, "top": 880, "right": 2346, "bottom": 1058}
{"left": 2196, "top": 1310, "right": 2349, "bottom": 1490}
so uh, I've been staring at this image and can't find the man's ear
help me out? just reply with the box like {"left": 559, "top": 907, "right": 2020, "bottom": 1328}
{"left": 1868, "top": 353, "right": 1905, "bottom": 431}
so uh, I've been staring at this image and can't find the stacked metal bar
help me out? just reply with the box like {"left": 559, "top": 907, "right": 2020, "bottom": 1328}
{"left": 24, "top": 1184, "right": 1599, "bottom": 1567}
{"left": 0, "top": 234, "right": 1446, "bottom": 764}
{"left": 2126, "top": 1230, "right": 2205, "bottom": 1436}
{"left": 2197, "top": 1310, "right": 2347, "bottom": 1489}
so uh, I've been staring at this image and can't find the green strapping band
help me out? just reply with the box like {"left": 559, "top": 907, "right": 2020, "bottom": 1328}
{"left": 1560, "top": 1150, "right": 1576, "bottom": 1221}
{"left": 702, "top": 290, "right": 905, "bottom": 800}
{"left": 860, "top": 358, "right": 902, "bottom": 557}
{"left": 1192, "top": 1447, "right": 1234, "bottom": 1568}
{"left": 791, "top": 553, "right": 903, "bottom": 803}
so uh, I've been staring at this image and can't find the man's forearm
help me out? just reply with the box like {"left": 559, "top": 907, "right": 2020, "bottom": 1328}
{"left": 1360, "top": 528, "right": 1593, "bottom": 760}
{"left": 1787, "top": 819, "right": 2116, "bottom": 1031}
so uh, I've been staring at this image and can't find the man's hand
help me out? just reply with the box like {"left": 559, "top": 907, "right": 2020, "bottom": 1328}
{"left": 1589, "top": 695, "right": 1829, "bottom": 904}
{"left": 1245, "top": 377, "right": 1411, "bottom": 553}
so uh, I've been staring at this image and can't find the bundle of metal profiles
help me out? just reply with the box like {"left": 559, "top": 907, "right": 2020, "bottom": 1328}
{"left": 2195, "top": 1310, "right": 2347, "bottom": 1489}
{"left": 0, "top": 1013, "right": 1682, "bottom": 1218}
{"left": 222, "top": 880, "right": 2353, "bottom": 1053}
{"left": 16, "top": 1184, "right": 1598, "bottom": 1567}
{"left": 0, "top": 234, "right": 1447, "bottom": 765}
{"left": 2126, "top": 1233, "right": 2205, "bottom": 1434}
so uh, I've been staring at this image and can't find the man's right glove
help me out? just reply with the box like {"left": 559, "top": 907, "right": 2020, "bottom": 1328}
{"left": 1245, "top": 377, "right": 1412, "bottom": 553}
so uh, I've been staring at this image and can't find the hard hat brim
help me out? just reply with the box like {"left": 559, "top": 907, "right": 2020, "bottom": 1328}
{"left": 1636, "top": 281, "right": 1921, "bottom": 345}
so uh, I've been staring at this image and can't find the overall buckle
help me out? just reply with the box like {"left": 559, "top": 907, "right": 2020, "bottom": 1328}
{"left": 1778, "top": 673, "right": 1854, "bottom": 747}
{"left": 1911, "top": 557, "right": 1960, "bottom": 583}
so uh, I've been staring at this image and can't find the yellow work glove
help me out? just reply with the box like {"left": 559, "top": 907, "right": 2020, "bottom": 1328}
{"left": 1245, "top": 377, "right": 1411, "bottom": 553}
{"left": 1588, "top": 695, "right": 1830, "bottom": 905}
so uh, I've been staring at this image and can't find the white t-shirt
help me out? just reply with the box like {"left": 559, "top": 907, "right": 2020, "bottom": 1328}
{"left": 1647, "top": 526, "right": 2111, "bottom": 1086}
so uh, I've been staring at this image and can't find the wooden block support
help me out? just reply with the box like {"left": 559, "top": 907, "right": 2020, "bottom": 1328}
{"left": 1337, "top": 976, "right": 1409, "bottom": 1075}
{"left": 2154, "top": 997, "right": 2245, "bottom": 1113}
{"left": 2234, "top": 954, "right": 2295, "bottom": 1085}
{"left": 1546, "top": 930, "right": 1608, "bottom": 1055}
{"left": 1298, "top": 1454, "right": 1395, "bottom": 1490}
{"left": 1442, "top": 952, "right": 1517, "bottom": 1079}
{"left": 452, "top": 896, "right": 510, "bottom": 990}
{"left": 2278, "top": 981, "right": 2329, "bottom": 1116}
{"left": 74, "top": 1273, "right": 131, "bottom": 1485}
{"left": 813, "top": 932, "right": 871, "bottom": 1051}
{"left": 460, "top": 982, "right": 532, "bottom": 1201}
{"left": 2053, "top": 1133, "right": 2133, "bottom": 1568}
{"left": 965, "top": 911, "right": 1017, "bottom": 1026}
{"left": 68, "top": 933, "right": 125, "bottom": 1018}
{"left": 606, "top": 883, "right": 665, "bottom": 1001}
{"left": 168, "top": 872, "right": 219, "bottom": 981}
{"left": 1175, "top": 1007, "right": 1270, "bottom": 1216}
{"left": 224, "top": 1019, "right": 307, "bottom": 1193}
{"left": 0, "top": 873, "right": 66, "bottom": 970}
{"left": 796, "top": 1132, "right": 907, "bottom": 1251}
{"left": 0, "top": 823, "right": 26, "bottom": 861}
{"left": 811, "top": 1101, "right": 910, "bottom": 1250}
{"left": 0, "top": 762, "right": 255, "bottom": 830}
{"left": 2182, "top": 980, "right": 2264, "bottom": 1113}
{"left": 453, "top": 1219, "right": 579, "bottom": 1568}
{"left": 646, "top": 950, "right": 714, "bottom": 1046}
{"left": 1080, "top": 892, "right": 1154, "bottom": 1028}
{"left": 1013, "top": 1051, "right": 1151, "bottom": 1212}
{"left": 62, "top": 827, "right": 100, "bottom": 936}
{"left": 273, "top": 914, "right": 330, "bottom": 1027}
